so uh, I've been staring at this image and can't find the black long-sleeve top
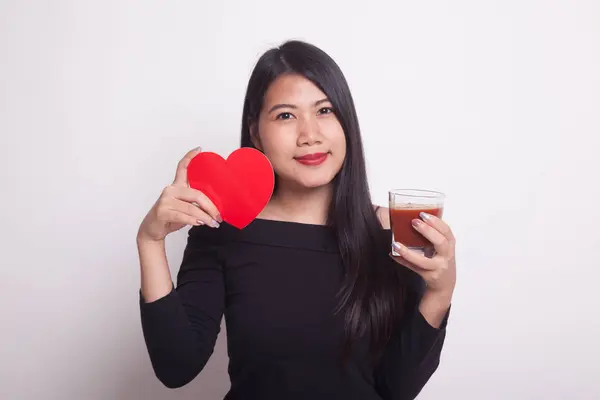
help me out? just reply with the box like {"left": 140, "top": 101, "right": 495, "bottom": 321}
{"left": 140, "top": 218, "right": 449, "bottom": 399}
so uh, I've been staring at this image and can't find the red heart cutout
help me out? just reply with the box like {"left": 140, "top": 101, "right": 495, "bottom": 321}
{"left": 187, "top": 147, "right": 275, "bottom": 229}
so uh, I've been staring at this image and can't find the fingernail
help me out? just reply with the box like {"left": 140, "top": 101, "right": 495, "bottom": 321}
{"left": 210, "top": 219, "right": 220, "bottom": 228}
{"left": 420, "top": 212, "right": 431, "bottom": 220}
{"left": 194, "top": 146, "right": 202, "bottom": 152}
{"left": 393, "top": 242, "right": 404, "bottom": 253}
{"left": 412, "top": 219, "right": 423, "bottom": 228}
{"left": 215, "top": 213, "right": 223, "bottom": 223}
{"left": 196, "top": 220, "right": 204, "bottom": 226}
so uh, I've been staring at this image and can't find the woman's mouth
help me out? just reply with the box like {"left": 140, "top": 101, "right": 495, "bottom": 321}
{"left": 295, "top": 152, "right": 329, "bottom": 166}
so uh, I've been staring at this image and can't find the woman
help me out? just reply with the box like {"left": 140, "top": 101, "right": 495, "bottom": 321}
{"left": 137, "top": 40, "right": 456, "bottom": 400}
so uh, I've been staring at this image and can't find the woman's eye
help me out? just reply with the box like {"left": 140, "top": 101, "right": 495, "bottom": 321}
{"left": 318, "top": 107, "right": 333, "bottom": 115}
{"left": 276, "top": 112, "right": 293, "bottom": 120}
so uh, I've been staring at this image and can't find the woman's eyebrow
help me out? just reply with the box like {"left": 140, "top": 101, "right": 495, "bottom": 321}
{"left": 268, "top": 98, "right": 330, "bottom": 114}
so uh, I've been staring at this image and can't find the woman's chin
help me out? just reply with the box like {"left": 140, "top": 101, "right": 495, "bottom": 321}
{"left": 276, "top": 176, "right": 330, "bottom": 191}
{"left": 295, "top": 175, "right": 337, "bottom": 190}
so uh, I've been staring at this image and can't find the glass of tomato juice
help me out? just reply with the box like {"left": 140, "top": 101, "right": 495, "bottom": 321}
{"left": 389, "top": 189, "right": 445, "bottom": 256}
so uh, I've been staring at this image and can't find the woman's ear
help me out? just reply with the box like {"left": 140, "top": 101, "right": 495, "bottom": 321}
{"left": 249, "top": 122, "right": 262, "bottom": 150}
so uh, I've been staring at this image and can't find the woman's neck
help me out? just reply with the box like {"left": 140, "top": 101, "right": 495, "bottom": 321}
{"left": 260, "top": 182, "right": 333, "bottom": 226}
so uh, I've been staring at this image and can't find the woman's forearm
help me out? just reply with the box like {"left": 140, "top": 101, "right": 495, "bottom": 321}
{"left": 419, "top": 288, "right": 452, "bottom": 329}
{"left": 137, "top": 235, "right": 174, "bottom": 303}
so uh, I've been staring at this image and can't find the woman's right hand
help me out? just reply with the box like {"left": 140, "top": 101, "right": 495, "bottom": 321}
{"left": 137, "top": 147, "right": 222, "bottom": 243}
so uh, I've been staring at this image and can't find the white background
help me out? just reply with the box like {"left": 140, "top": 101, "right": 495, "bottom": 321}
{"left": 1, "top": 1, "right": 599, "bottom": 399}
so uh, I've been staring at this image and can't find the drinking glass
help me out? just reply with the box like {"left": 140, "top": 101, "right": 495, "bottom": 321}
{"left": 389, "top": 189, "right": 445, "bottom": 256}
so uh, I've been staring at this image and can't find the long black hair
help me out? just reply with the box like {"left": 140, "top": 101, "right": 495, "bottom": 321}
{"left": 240, "top": 40, "right": 406, "bottom": 365}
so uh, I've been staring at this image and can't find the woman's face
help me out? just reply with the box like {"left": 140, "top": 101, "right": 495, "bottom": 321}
{"left": 252, "top": 73, "right": 347, "bottom": 190}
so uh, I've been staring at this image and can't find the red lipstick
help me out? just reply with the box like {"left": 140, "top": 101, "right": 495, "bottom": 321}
{"left": 295, "top": 152, "right": 328, "bottom": 166}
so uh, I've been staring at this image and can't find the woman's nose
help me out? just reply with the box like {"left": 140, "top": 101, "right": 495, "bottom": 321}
{"left": 297, "top": 117, "right": 322, "bottom": 146}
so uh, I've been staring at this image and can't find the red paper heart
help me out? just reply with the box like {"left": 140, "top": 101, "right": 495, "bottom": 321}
{"left": 186, "top": 147, "right": 274, "bottom": 229}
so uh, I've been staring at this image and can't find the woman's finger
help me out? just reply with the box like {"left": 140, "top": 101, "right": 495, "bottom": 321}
{"left": 163, "top": 209, "right": 203, "bottom": 227}
{"left": 392, "top": 242, "right": 437, "bottom": 270}
{"left": 388, "top": 253, "right": 430, "bottom": 277}
{"left": 170, "top": 199, "right": 220, "bottom": 228}
{"left": 388, "top": 253, "right": 419, "bottom": 270}
{"left": 420, "top": 212, "right": 455, "bottom": 244}
{"left": 410, "top": 218, "right": 452, "bottom": 258}
{"left": 171, "top": 186, "right": 222, "bottom": 223}
{"left": 173, "top": 147, "right": 202, "bottom": 186}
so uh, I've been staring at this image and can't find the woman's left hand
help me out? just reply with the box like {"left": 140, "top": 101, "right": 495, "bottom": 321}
{"left": 390, "top": 212, "right": 457, "bottom": 295}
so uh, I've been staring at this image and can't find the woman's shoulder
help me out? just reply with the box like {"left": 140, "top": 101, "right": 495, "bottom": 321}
{"left": 373, "top": 205, "right": 391, "bottom": 230}
{"left": 373, "top": 205, "right": 426, "bottom": 295}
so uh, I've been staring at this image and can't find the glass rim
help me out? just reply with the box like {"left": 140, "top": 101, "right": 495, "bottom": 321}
{"left": 388, "top": 188, "right": 445, "bottom": 199}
